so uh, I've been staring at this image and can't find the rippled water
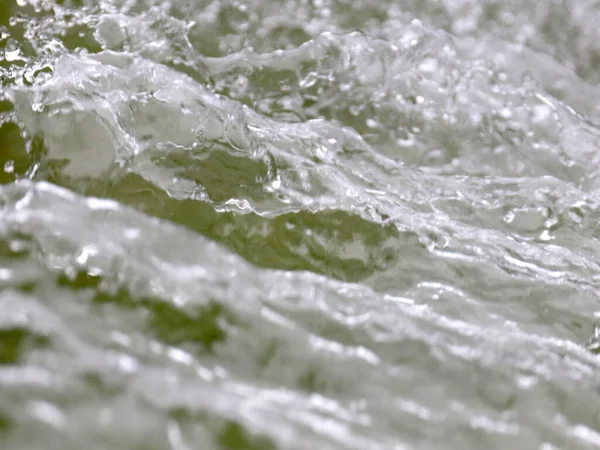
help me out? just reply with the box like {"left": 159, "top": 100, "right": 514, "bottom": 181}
{"left": 2, "top": 0, "right": 600, "bottom": 448}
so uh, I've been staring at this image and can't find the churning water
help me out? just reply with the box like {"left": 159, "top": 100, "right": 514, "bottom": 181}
{"left": 2, "top": 0, "right": 600, "bottom": 448}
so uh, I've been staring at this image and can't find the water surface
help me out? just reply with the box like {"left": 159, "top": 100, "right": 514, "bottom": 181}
{"left": 2, "top": 0, "right": 600, "bottom": 448}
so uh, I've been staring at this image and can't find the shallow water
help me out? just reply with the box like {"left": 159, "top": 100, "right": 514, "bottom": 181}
{"left": 2, "top": 0, "right": 600, "bottom": 448}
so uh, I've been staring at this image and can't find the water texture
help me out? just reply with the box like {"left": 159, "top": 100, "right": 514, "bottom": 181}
{"left": 2, "top": 0, "right": 600, "bottom": 448}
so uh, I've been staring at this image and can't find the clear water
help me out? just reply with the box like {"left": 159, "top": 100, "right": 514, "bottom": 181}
{"left": 1, "top": 0, "right": 600, "bottom": 448}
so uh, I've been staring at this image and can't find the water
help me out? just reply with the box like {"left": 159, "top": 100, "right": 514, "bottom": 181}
{"left": 1, "top": 0, "right": 600, "bottom": 448}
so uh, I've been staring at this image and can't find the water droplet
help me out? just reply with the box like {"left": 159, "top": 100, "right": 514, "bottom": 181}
{"left": 497, "top": 108, "right": 512, "bottom": 120}
{"left": 75, "top": 245, "right": 98, "bottom": 265}
{"left": 349, "top": 105, "right": 362, "bottom": 116}
{"left": 531, "top": 104, "right": 551, "bottom": 124}
{"left": 117, "top": 354, "right": 139, "bottom": 373}
{"left": 503, "top": 211, "right": 515, "bottom": 223}
{"left": 28, "top": 401, "right": 65, "bottom": 429}
{"left": 586, "top": 324, "right": 600, "bottom": 353}
{"left": 418, "top": 57, "right": 438, "bottom": 74}
{"left": 94, "top": 16, "right": 125, "bottom": 50}
{"left": 567, "top": 204, "right": 585, "bottom": 224}
{"left": 300, "top": 72, "right": 318, "bottom": 89}
{"left": 424, "top": 148, "right": 445, "bottom": 164}
{"left": 366, "top": 118, "right": 378, "bottom": 128}
{"left": 339, "top": 82, "right": 353, "bottom": 92}
{"left": 0, "top": 268, "right": 12, "bottom": 281}
{"left": 4, "top": 39, "right": 21, "bottom": 62}
{"left": 270, "top": 176, "right": 281, "bottom": 190}
{"left": 124, "top": 228, "right": 141, "bottom": 239}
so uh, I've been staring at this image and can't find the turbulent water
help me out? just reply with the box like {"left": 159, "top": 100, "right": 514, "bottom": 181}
{"left": 3, "top": 0, "right": 600, "bottom": 448}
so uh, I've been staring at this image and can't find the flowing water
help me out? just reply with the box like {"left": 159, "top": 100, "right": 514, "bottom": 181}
{"left": 2, "top": 0, "right": 600, "bottom": 448}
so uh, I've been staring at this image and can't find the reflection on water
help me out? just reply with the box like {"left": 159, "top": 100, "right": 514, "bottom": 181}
{"left": 2, "top": 0, "right": 600, "bottom": 449}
